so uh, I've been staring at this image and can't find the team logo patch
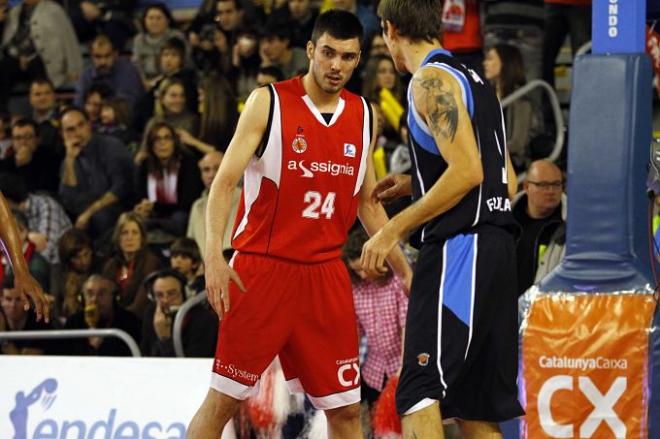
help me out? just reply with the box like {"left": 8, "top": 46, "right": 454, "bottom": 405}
{"left": 292, "top": 126, "right": 307, "bottom": 154}
{"left": 344, "top": 143, "right": 356, "bottom": 158}
{"left": 417, "top": 353, "right": 430, "bottom": 367}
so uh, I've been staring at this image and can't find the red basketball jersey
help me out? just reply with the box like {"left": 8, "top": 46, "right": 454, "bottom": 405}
{"left": 231, "top": 77, "right": 372, "bottom": 263}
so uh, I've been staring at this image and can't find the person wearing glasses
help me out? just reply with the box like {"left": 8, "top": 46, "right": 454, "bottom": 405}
{"left": 512, "top": 159, "right": 565, "bottom": 295}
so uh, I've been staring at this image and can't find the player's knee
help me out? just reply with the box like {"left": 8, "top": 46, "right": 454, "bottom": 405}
{"left": 325, "top": 402, "right": 361, "bottom": 425}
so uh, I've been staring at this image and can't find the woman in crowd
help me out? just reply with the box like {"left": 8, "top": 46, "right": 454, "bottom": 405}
{"left": 132, "top": 3, "right": 187, "bottom": 88}
{"left": 483, "top": 43, "right": 542, "bottom": 171}
{"left": 134, "top": 122, "right": 203, "bottom": 238}
{"left": 176, "top": 75, "right": 238, "bottom": 155}
{"left": 102, "top": 212, "right": 162, "bottom": 318}
{"left": 362, "top": 54, "right": 405, "bottom": 136}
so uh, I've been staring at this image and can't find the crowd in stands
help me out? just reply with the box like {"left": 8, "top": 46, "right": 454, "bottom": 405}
{"left": 0, "top": 0, "right": 590, "bottom": 435}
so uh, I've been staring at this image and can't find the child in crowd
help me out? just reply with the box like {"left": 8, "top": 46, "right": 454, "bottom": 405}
{"left": 169, "top": 237, "right": 205, "bottom": 298}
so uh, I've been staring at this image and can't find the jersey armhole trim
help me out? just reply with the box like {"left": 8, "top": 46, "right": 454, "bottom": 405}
{"left": 255, "top": 85, "right": 275, "bottom": 159}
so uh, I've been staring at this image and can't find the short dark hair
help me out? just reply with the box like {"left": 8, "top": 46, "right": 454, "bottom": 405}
{"left": 91, "top": 34, "right": 115, "bottom": 51}
{"left": 145, "top": 268, "right": 187, "bottom": 301}
{"left": 84, "top": 83, "right": 114, "bottom": 102}
{"left": 142, "top": 2, "right": 174, "bottom": 30}
{"left": 161, "top": 36, "right": 186, "bottom": 59}
{"left": 261, "top": 18, "right": 292, "bottom": 42}
{"left": 30, "top": 78, "right": 54, "bottom": 91}
{"left": 0, "top": 173, "right": 29, "bottom": 204}
{"left": 170, "top": 237, "right": 202, "bottom": 264}
{"left": 311, "top": 10, "right": 363, "bottom": 46}
{"left": 217, "top": 0, "right": 242, "bottom": 10}
{"left": 11, "top": 117, "right": 38, "bottom": 135}
{"left": 258, "top": 65, "right": 285, "bottom": 82}
{"left": 59, "top": 106, "right": 90, "bottom": 124}
{"left": 378, "top": 0, "right": 442, "bottom": 44}
{"left": 58, "top": 229, "right": 92, "bottom": 267}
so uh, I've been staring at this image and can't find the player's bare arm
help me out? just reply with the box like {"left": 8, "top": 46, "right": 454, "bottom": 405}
{"left": 205, "top": 86, "right": 270, "bottom": 318}
{"left": 0, "top": 192, "right": 50, "bottom": 322}
{"left": 506, "top": 152, "right": 517, "bottom": 200}
{"left": 358, "top": 104, "right": 413, "bottom": 290}
{"left": 361, "top": 67, "right": 483, "bottom": 277}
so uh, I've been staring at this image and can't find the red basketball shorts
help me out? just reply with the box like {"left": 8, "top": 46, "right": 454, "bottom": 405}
{"left": 210, "top": 252, "right": 360, "bottom": 410}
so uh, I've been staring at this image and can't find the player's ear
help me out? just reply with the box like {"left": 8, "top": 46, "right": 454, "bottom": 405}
{"left": 306, "top": 40, "right": 314, "bottom": 60}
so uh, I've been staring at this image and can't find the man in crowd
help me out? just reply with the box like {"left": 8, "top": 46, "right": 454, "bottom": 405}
{"left": 259, "top": 20, "right": 309, "bottom": 79}
{"left": 269, "top": 0, "right": 319, "bottom": 49}
{"left": 28, "top": 79, "right": 63, "bottom": 158}
{"left": 0, "top": 283, "right": 53, "bottom": 354}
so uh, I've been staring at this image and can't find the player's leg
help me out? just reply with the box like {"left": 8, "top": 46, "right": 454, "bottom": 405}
{"left": 186, "top": 388, "right": 240, "bottom": 438}
{"left": 401, "top": 401, "right": 445, "bottom": 438}
{"left": 325, "top": 402, "right": 362, "bottom": 439}
{"left": 456, "top": 420, "right": 503, "bottom": 439}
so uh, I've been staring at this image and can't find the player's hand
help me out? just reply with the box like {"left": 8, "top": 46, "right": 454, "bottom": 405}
{"left": 205, "top": 254, "right": 246, "bottom": 319}
{"left": 14, "top": 270, "right": 50, "bottom": 323}
{"left": 360, "top": 226, "right": 401, "bottom": 279}
{"left": 371, "top": 174, "right": 412, "bottom": 204}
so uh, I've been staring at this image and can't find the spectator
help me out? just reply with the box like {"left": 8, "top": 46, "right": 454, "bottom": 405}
{"left": 512, "top": 160, "right": 566, "bottom": 295}
{"left": 484, "top": 44, "right": 543, "bottom": 172}
{"left": 177, "top": 75, "right": 237, "bottom": 155}
{"left": 269, "top": 0, "right": 319, "bottom": 49}
{"left": 83, "top": 83, "right": 114, "bottom": 128}
{"left": 343, "top": 227, "right": 407, "bottom": 411}
{"left": 1, "top": 282, "right": 53, "bottom": 354}
{"left": 58, "top": 107, "right": 135, "bottom": 238}
{"left": 134, "top": 121, "right": 203, "bottom": 239}
{"left": 28, "top": 79, "right": 63, "bottom": 158}
{"left": 75, "top": 35, "right": 144, "bottom": 108}
{"left": 230, "top": 27, "right": 261, "bottom": 102}
{"left": 1, "top": 118, "right": 60, "bottom": 194}
{"left": 132, "top": 3, "right": 187, "bottom": 87}
{"left": 543, "top": 0, "right": 592, "bottom": 88}
{"left": 135, "top": 37, "right": 199, "bottom": 133}
{"left": 0, "top": 173, "right": 71, "bottom": 265}
{"left": 0, "top": 0, "right": 82, "bottom": 110}
{"left": 0, "top": 112, "right": 11, "bottom": 158}
{"left": 71, "top": 0, "right": 136, "bottom": 50}
{"left": 482, "top": 0, "right": 545, "bottom": 82}
{"left": 169, "top": 237, "right": 205, "bottom": 298}
{"left": 259, "top": 19, "right": 308, "bottom": 79}
{"left": 332, "top": 0, "right": 379, "bottom": 43}
{"left": 64, "top": 274, "right": 142, "bottom": 356}
{"left": 101, "top": 212, "right": 162, "bottom": 317}
{"left": 367, "top": 33, "right": 388, "bottom": 57}
{"left": 256, "top": 65, "right": 285, "bottom": 87}
{"left": 51, "top": 229, "right": 93, "bottom": 322}
{"left": 215, "top": 0, "right": 245, "bottom": 44}
{"left": 361, "top": 54, "right": 405, "bottom": 134}
{"left": 97, "top": 97, "right": 135, "bottom": 145}
{"left": 186, "top": 0, "right": 217, "bottom": 52}
{"left": 186, "top": 151, "right": 240, "bottom": 257}
{"left": 140, "top": 268, "right": 217, "bottom": 357}
{"left": 0, "top": 210, "right": 50, "bottom": 290}
{"left": 147, "top": 78, "right": 199, "bottom": 142}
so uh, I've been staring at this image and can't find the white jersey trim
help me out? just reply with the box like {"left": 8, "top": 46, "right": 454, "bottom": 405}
{"left": 233, "top": 84, "right": 283, "bottom": 240}
{"left": 210, "top": 372, "right": 254, "bottom": 400}
{"left": 354, "top": 97, "right": 371, "bottom": 196}
{"left": 302, "top": 94, "right": 346, "bottom": 127}
{"left": 307, "top": 387, "right": 361, "bottom": 410}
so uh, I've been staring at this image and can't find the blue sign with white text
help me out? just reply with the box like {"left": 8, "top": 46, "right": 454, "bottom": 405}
{"left": 593, "top": 0, "right": 646, "bottom": 54}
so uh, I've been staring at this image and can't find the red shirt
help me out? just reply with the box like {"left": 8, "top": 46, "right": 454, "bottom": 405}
{"left": 231, "top": 77, "right": 371, "bottom": 263}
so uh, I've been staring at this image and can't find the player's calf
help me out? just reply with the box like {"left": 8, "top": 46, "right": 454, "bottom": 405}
{"left": 325, "top": 402, "right": 362, "bottom": 438}
{"left": 186, "top": 388, "right": 240, "bottom": 438}
{"left": 456, "top": 420, "right": 503, "bottom": 439}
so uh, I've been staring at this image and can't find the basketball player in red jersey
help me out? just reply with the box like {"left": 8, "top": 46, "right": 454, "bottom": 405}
{"left": 186, "top": 10, "right": 412, "bottom": 438}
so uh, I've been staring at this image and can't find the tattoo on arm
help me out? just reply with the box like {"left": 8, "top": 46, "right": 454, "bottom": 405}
{"left": 414, "top": 76, "right": 459, "bottom": 142}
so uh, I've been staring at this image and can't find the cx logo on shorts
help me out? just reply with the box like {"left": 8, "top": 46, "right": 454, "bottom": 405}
{"left": 337, "top": 363, "right": 360, "bottom": 387}
{"left": 538, "top": 375, "right": 627, "bottom": 438}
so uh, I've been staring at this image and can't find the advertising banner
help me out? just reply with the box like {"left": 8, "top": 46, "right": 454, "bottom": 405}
{"left": 520, "top": 293, "right": 656, "bottom": 438}
{"left": 593, "top": 0, "right": 645, "bottom": 54}
{"left": 0, "top": 356, "right": 214, "bottom": 439}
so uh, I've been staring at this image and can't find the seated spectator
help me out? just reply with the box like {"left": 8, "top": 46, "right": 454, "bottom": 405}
{"left": 28, "top": 79, "right": 63, "bottom": 159}
{"left": 177, "top": 75, "right": 237, "bottom": 155}
{"left": 169, "top": 237, "right": 204, "bottom": 298}
{"left": 83, "top": 83, "right": 115, "bottom": 129}
{"left": 0, "top": 210, "right": 50, "bottom": 290}
{"left": 332, "top": 0, "right": 379, "bottom": 43}
{"left": 1, "top": 281, "right": 54, "bottom": 354}
{"left": 97, "top": 97, "right": 135, "bottom": 146}
{"left": 368, "top": 33, "right": 389, "bottom": 57}
{"left": 0, "top": 113, "right": 12, "bottom": 159}
{"left": 51, "top": 229, "right": 94, "bottom": 322}
{"left": 256, "top": 65, "right": 285, "bottom": 87}
{"left": 134, "top": 122, "right": 203, "bottom": 239}
{"left": 512, "top": 160, "right": 566, "bottom": 295}
{"left": 259, "top": 19, "right": 308, "bottom": 79}
{"left": 101, "top": 212, "right": 162, "bottom": 317}
{"left": 71, "top": 0, "right": 136, "bottom": 50}
{"left": 134, "top": 37, "right": 199, "bottom": 133}
{"left": 230, "top": 27, "right": 261, "bottom": 102}
{"left": 187, "top": 151, "right": 240, "bottom": 257}
{"left": 214, "top": 0, "right": 246, "bottom": 45}
{"left": 0, "top": 0, "right": 82, "bottom": 110}
{"left": 58, "top": 107, "right": 135, "bottom": 238}
{"left": 140, "top": 268, "right": 217, "bottom": 357}
{"left": 483, "top": 44, "right": 543, "bottom": 171}
{"left": 362, "top": 54, "right": 405, "bottom": 135}
{"left": 269, "top": 0, "right": 319, "bottom": 49}
{"left": 132, "top": 3, "right": 187, "bottom": 88}
{"left": 74, "top": 35, "right": 144, "bottom": 108}
{"left": 186, "top": 0, "right": 217, "bottom": 57}
{"left": 343, "top": 226, "right": 407, "bottom": 413}
{"left": 1, "top": 118, "right": 61, "bottom": 194}
{"left": 64, "top": 274, "right": 142, "bottom": 356}
{"left": 145, "top": 79, "right": 199, "bottom": 145}
{"left": 0, "top": 174, "right": 71, "bottom": 265}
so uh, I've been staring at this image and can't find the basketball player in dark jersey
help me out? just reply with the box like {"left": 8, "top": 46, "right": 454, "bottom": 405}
{"left": 361, "top": 1, "right": 524, "bottom": 437}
